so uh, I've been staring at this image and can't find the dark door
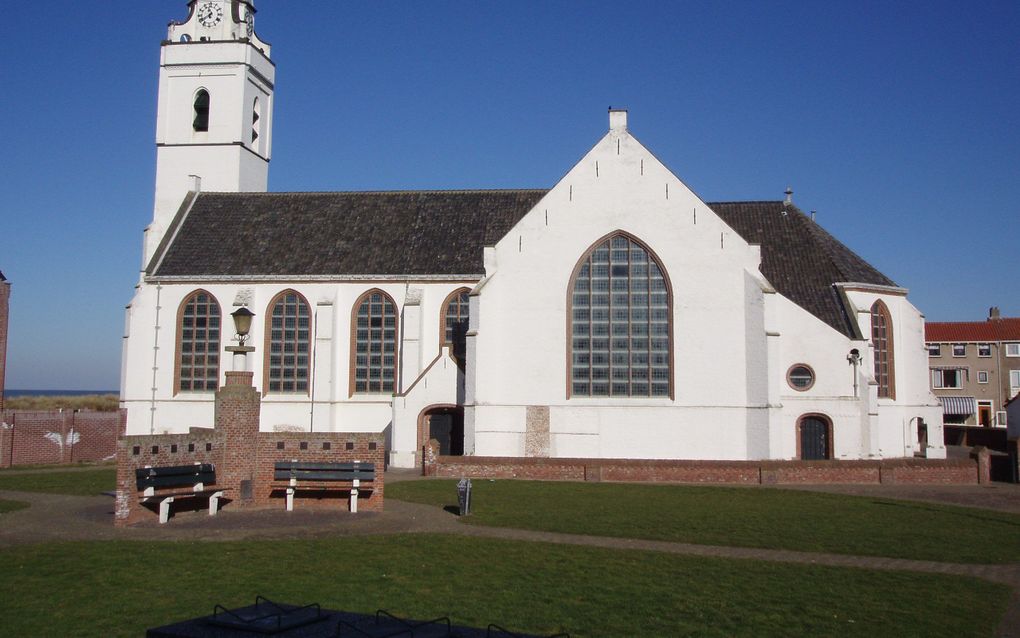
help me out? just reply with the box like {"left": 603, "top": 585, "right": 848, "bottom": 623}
{"left": 428, "top": 409, "right": 464, "bottom": 456}
{"left": 800, "top": 417, "right": 830, "bottom": 460}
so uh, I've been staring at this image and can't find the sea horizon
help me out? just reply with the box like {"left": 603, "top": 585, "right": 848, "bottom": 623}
{"left": 4, "top": 389, "right": 119, "bottom": 398}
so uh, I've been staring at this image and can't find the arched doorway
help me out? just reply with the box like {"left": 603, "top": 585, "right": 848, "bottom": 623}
{"left": 798, "top": 415, "right": 832, "bottom": 460}
{"left": 418, "top": 405, "right": 464, "bottom": 458}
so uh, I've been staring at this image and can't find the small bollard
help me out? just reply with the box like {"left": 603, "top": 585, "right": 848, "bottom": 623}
{"left": 456, "top": 478, "right": 472, "bottom": 516}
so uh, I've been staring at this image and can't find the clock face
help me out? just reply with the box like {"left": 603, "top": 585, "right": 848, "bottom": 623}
{"left": 245, "top": 11, "right": 254, "bottom": 36}
{"left": 197, "top": 2, "right": 223, "bottom": 28}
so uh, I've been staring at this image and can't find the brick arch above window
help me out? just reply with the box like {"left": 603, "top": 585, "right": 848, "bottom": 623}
{"left": 871, "top": 299, "right": 896, "bottom": 399}
{"left": 175, "top": 289, "right": 221, "bottom": 394}
{"left": 567, "top": 230, "right": 674, "bottom": 399}
{"left": 350, "top": 289, "right": 399, "bottom": 396}
{"left": 264, "top": 289, "right": 311, "bottom": 395}
{"left": 440, "top": 287, "right": 471, "bottom": 363}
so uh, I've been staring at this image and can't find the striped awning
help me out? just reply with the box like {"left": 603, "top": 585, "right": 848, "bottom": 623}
{"left": 940, "top": 396, "right": 976, "bottom": 416}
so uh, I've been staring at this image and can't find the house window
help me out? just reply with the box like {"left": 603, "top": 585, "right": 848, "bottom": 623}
{"left": 351, "top": 290, "right": 398, "bottom": 394}
{"left": 193, "top": 89, "right": 210, "bottom": 132}
{"left": 932, "top": 368, "right": 965, "bottom": 389}
{"left": 952, "top": 343, "right": 966, "bottom": 357}
{"left": 1011, "top": 370, "right": 1020, "bottom": 394}
{"left": 977, "top": 371, "right": 989, "bottom": 384}
{"left": 1006, "top": 343, "right": 1020, "bottom": 357}
{"left": 978, "top": 343, "right": 991, "bottom": 357}
{"left": 441, "top": 287, "right": 471, "bottom": 363}
{"left": 176, "top": 290, "right": 221, "bottom": 392}
{"left": 871, "top": 300, "right": 895, "bottom": 399}
{"left": 927, "top": 343, "right": 941, "bottom": 357}
{"left": 568, "top": 232, "right": 671, "bottom": 398}
{"left": 265, "top": 290, "right": 310, "bottom": 394}
{"left": 251, "top": 96, "right": 260, "bottom": 144}
{"left": 787, "top": 364, "right": 815, "bottom": 391}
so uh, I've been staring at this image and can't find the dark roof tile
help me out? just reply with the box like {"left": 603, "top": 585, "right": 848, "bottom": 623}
{"left": 151, "top": 191, "right": 896, "bottom": 337}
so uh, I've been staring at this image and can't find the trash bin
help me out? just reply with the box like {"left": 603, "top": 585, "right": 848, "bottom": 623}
{"left": 456, "top": 478, "right": 472, "bottom": 516}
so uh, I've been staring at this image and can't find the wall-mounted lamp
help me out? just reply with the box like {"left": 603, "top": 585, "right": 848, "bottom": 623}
{"left": 847, "top": 348, "right": 861, "bottom": 397}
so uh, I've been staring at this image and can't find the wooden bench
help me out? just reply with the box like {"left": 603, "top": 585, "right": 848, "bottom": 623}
{"left": 135, "top": 463, "right": 225, "bottom": 524}
{"left": 273, "top": 461, "right": 375, "bottom": 513}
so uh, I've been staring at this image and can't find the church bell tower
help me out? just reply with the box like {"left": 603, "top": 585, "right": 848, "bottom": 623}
{"left": 144, "top": 0, "right": 275, "bottom": 266}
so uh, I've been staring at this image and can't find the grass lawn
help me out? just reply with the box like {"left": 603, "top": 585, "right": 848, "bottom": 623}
{"left": 388, "top": 480, "right": 1020, "bottom": 564}
{"left": 0, "top": 535, "right": 1009, "bottom": 638}
{"left": 0, "top": 468, "right": 115, "bottom": 496}
{"left": 0, "top": 499, "right": 29, "bottom": 515}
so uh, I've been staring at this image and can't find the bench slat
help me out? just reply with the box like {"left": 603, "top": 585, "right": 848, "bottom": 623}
{"left": 273, "top": 462, "right": 374, "bottom": 472}
{"left": 138, "top": 472, "right": 216, "bottom": 489}
{"left": 273, "top": 470, "right": 375, "bottom": 482}
{"left": 135, "top": 464, "right": 216, "bottom": 491}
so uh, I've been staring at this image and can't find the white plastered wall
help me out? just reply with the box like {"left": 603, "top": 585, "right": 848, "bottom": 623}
{"left": 466, "top": 113, "right": 777, "bottom": 460}
{"left": 121, "top": 280, "right": 473, "bottom": 441}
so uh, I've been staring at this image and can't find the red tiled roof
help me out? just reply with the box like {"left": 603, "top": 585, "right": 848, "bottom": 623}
{"left": 925, "top": 317, "right": 1020, "bottom": 342}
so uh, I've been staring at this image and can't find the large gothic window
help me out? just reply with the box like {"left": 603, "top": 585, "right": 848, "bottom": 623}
{"left": 176, "top": 290, "right": 221, "bottom": 393}
{"left": 351, "top": 290, "right": 398, "bottom": 394}
{"left": 871, "top": 300, "right": 895, "bottom": 399}
{"left": 441, "top": 287, "right": 471, "bottom": 363}
{"left": 265, "top": 290, "right": 310, "bottom": 394}
{"left": 568, "top": 232, "right": 672, "bottom": 398}
{"left": 193, "top": 89, "right": 210, "bottom": 132}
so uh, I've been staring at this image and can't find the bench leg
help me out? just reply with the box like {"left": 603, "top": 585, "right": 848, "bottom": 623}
{"left": 350, "top": 488, "right": 359, "bottom": 513}
{"left": 286, "top": 487, "right": 295, "bottom": 512}
{"left": 159, "top": 497, "right": 175, "bottom": 524}
{"left": 209, "top": 491, "right": 224, "bottom": 516}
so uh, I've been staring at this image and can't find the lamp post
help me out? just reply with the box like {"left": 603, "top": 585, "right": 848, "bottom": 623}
{"left": 847, "top": 348, "right": 861, "bottom": 398}
{"left": 225, "top": 307, "right": 256, "bottom": 372}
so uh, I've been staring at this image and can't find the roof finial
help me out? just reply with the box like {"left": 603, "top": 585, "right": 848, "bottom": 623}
{"left": 784, "top": 186, "right": 793, "bottom": 205}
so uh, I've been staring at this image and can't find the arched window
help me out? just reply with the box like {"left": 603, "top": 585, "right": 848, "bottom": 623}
{"left": 440, "top": 287, "right": 471, "bottom": 363}
{"left": 265, "top": 290, "right": 311, "bottom": 394}
{"left": 568, "top": 232, "right": 672, "bottom": 398}
{"left": 351, "top": 290, "right": 398, "bottom": 395}
{"left": 251, "top": 97, "right": 260, "bottom": 144}
{"left": 176, "top": 290, "right": 221, "bottom": 393}
{"left": 193, "top": 89, "right": 210, "bottom": 132}
{"left": 871, "top": 300, "right": 895, "bottom": 399}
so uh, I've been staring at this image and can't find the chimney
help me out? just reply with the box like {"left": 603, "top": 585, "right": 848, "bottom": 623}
{"left": 989, "top": 306, "right": 1001, "bottom": 320}
{"left": 810, "top": 210, "right": 816, "bottom": 222}
{"left": 189, "top": 174, "right": 202, "bottom": 192}
{"left": 784, "top": 186, "right": 793, "bottom": 205}
{"left": 609, "top": 108, "right": 628, "bottom": 132}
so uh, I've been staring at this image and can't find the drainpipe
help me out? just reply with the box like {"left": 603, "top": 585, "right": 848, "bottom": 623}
{"left": 149, "top": 284, "right": 163, "bottom": 434}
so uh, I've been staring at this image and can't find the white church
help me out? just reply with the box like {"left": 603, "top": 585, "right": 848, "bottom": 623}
{"left": 120, "top": 0, "right": 946, "bottom": 469}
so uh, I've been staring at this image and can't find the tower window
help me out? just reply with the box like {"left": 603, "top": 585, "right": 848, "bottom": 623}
{"left": 193, "top": 89, "right": 210, "bottom": 132}
{"left": 251, "top": 97, "right": 260, "bottom": 144}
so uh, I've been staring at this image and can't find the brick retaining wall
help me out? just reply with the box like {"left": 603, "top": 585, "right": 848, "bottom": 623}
{"left": 116, "top": 372, "right": 385, "bottom": 525}
{"left": 0, "top": 410, "right": 122, "bottom": 468}
{"left": 425, "top": 453, "right": 983, "bottom": 485}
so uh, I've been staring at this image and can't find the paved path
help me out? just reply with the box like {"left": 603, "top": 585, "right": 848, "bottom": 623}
{"left": 1, "top": 473, "right": 1019, "bottom": 636}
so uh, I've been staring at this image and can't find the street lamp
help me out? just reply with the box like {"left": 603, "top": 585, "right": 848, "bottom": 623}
{"left": 225, "top": 307, "right": 256, "bottom": 371}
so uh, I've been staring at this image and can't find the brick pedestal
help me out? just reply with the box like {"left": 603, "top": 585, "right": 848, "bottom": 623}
{"left": 217, "top": 371, "right": 261, "bottom": 503}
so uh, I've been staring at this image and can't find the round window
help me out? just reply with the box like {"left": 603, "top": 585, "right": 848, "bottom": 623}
{"left": 787, "top": 365, "right": 815, "bottom": 391}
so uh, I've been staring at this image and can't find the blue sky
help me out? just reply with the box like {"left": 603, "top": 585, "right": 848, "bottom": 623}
{"left": 1, "top": 1, "right": 1018, "bottom": 391}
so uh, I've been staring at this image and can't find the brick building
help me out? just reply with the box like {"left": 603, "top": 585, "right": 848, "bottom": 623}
{"left": 925, "top": 308, "right": 1020, "bottom": 427}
